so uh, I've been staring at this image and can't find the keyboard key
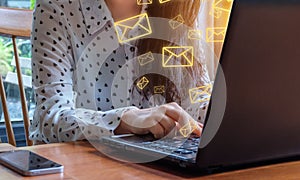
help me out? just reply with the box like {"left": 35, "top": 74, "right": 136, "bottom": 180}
{"left": 180, "top": 150, "right": 193, "bottom": 154}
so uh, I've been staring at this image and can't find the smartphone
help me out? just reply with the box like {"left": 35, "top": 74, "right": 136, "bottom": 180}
{"left": 0, "top": 150, "right": 64, "bottom": 176}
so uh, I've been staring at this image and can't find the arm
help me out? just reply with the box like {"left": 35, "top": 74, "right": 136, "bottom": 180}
{"left": 30, "top": 0, "right": 137, "bottom": 143}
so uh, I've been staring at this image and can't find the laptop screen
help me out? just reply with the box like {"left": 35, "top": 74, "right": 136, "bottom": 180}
{"left": 197, "top": 0, "right": 300, "bottom": 168}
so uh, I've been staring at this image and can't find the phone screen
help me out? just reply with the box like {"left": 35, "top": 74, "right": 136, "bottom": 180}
{"left": 0, "top": 150, "right": 63, "bottom": 176}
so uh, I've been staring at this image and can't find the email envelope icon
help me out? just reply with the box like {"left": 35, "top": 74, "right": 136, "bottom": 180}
{"left": 159, "top": 0, "right": 171, "bottom": 3}
{"left": 188, "top": 30, "right": 202, "bottom": 40}
{"left": 137, "top": 76, "right": 150, "bottom": 90}
{"left": 162, "top": 46, "right": 194, "bottom": 68}
{"left": 213, "top": 0, "right": 233, "bottom": 13}
{"left": 179, "top": 120, "right": 198, "bottom": 137}
{"left": 154, "top": 85, "right": 165, "bottom": 94}
{"left": 138, "top": 51, "right": 155, "bottom": 66}
{"left": 206, "top": 27, "right": 226, "bottom": 43}
{"left": 169, "top": 14, "right": 184, "bottom": 29}
{"left": 209, "top": 8, "right": 223, "bottom": 19}
{"left": 189, "top": 84, "right": 212, "bottom": 104}
{"left": 114, "top": 13, "right": 152, "bottom": 43}
{"left": 137, "top": 0, "right": 152, "bottom": 5}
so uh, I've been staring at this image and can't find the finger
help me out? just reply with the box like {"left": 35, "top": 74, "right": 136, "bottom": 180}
{"left": 192, "top": 121, "right": 203, "bottom": 137}
{"left": 198, "top": 122, "right": 204, "bottom": 128}
{"left": 149, "top": 123, "right": 165, "bottom": 139}
{"left": 165, "top": 104, "right": 203, "bottom": 138}
{"left": 157, "top": 115, "right": 176, "bottom": 135}
{"left": 154, "top": 103, "right": 179, "bottom": 120}
{"left": 164, "top": 102, "right": 182, "bottom": 120}
{"left": 163, "top": 104, "right": 190, "bottom": 128}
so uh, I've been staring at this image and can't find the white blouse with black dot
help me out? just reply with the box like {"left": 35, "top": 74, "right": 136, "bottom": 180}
{"left": 30, "top": 0, "right": 143, "bottom": 143}
{"left": 30, "top": 0, "right": 210, "bottom": 143}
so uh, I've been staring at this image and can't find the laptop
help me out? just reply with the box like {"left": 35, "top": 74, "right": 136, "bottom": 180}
{"left": 98, "top": 0, "right": 300, "bottom": 171}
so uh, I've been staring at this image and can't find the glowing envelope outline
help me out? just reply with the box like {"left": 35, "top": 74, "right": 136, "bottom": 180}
{"left": 169, "top": 14, "right": 184, "bottom": 29}
{"left": 189, "top": 84, "right": 212, "bottom": 104}
{"left": 137, "top": 76, "right": 150, "bottom": 90}
{"left": 114, "top": 13, "right": 152, "bottom": 43}
{"left": 138, "top": 51, "right": 155, "bottom": 66}
{"left": 206, "top": 27, "right": 226, "bottom": 43}
{"left": 162, "top": 46, "right": 194, "bottom": 68}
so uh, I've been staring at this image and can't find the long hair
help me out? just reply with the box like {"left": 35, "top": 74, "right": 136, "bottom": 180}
{"left": 137, "top": 0, "right": 201, "bottom": 54}
{"left": 130, "top": 0, "right": 208, "bottom": 111}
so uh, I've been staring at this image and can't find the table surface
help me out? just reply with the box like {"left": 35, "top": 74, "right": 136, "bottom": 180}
{"left": 1, "top": 142, "right": 300, "bottom": 180}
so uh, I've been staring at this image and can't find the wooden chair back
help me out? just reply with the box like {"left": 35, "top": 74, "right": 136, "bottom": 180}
{"left": 0, "top": 7, "right": 33, "bottom": 146}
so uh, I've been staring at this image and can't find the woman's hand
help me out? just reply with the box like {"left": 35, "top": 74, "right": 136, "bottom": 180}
{"left": 115, "top": 102, "right": 203, "bottom": 139}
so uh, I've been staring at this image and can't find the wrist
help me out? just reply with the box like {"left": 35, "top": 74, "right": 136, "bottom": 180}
{"left": 114, "top": 119, "right": 131, "bottom": 135}
{"left": 114, "top": 109, "right": 134, "bottom": 135}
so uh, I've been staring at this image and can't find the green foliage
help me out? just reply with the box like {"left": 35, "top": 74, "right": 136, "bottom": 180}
{"left": 18, "top": 40, "right": 32, "bottom": 58}
{"left": 0, "top": 37, "right": 32, "bottom": 77}
{"left": 0, "top": 37, "right": 12, "bottom": 60}
{"left": 0, "top": 60, "right": 12, "bottom": 76}
{"left": 30, "top": 0, "right": 36, "bottom": 10}
{"left": 0, "top": 37, "right": 13, "bottom": 76}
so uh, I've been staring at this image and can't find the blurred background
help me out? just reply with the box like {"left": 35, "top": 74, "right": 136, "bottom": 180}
{"left": 0, "top": 0, "right": 34, "bottom": 146}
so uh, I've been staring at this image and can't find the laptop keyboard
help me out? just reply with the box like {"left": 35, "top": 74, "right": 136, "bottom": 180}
{"left": 100, "top": 134, "right": 201, "bottom": 162}
{"left": 139, "top": 135, "right": 200, "bottom": 158}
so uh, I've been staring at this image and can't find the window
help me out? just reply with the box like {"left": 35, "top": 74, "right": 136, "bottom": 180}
{"left": 0, "top": 0, "right": 34, "bottom": 146}
{"left": 0, "top": 37, "right": 34, "bottom": 122}
{"left": 0, "top": 0, "right": 31, "bottom": 9}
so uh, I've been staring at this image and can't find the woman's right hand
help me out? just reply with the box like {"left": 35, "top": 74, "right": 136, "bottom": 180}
{"left": 115, "top": 102, "right": 203, "bottom": 139}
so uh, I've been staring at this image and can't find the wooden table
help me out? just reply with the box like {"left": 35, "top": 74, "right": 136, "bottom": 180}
{"left": 1, "top": 142, "right": 300, "bottom": 180}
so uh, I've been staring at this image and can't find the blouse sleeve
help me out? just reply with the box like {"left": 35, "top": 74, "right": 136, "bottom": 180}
{"left": 30, "top": 0, "right": 138, "bottom": 143}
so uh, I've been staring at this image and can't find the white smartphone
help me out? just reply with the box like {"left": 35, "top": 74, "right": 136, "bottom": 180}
{"left": 0, "top": 150, "right": 64, "bottom": 176}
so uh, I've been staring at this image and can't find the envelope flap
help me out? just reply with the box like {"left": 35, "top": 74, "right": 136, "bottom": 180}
{"left": 213, "top": 0, "right": 233, "bottom": 11}
{"left": 154, "top": 86, "right": 164, "bottom": 89}
{"left": 154, "top": 85, "right": 165, "bottom": 93}
{"left": 210, "top": 28, "right": 226, "bottom": 36}
{"left": 116, "top": 13, "right": 147, "bottom": 30}
{"left": 178, "top": 47, "right": 193, "bottom": 57}
{"left": 138, "top": 0, "right": 152, "bottom": 4}
{"left": 190, "top": 89, "right": 206, "bottom": 98}
{"left": 142, "top": 77, "right": 149, "bottom": 83}
{"left": 174, "top": 15, "right": 184, "bottom": 23}
{"left": 190, "top": 85, "right": 211, "bottom": 95}
{"left": 189, "top": 30, "right": 201, "bottom": 35}
{"left": 164, "top": 47, "right": 193, "bottom": 58}
{"left": 214, "top": 0, "right": 224, "bottom": 7}
{"left": 145, "top": 52, "right": 154, "bottom": 59}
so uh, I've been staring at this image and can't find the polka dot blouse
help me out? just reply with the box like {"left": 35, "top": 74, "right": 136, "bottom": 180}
{"left": 30, "top": 0, "right": 210, "bottom": 143}
{"left": 30, "top": 0, "right": 143, "bottom": 143}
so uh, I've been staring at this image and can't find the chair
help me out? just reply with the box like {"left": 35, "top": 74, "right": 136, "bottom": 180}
{"left": 0, "top": 7, "right": 33, "bottom": 146}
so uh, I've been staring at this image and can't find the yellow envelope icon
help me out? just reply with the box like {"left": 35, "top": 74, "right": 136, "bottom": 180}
{"left": 154, "top": 85, "right": 165, "bottom": 94}
{"left": 114, "top": 13, "right": 152, "bottom": 43}
{"left": 159, "top": 0, "right": 171, "bottom": 3}
{"left": 137, "top": 76, "right": 150, "bottom": 90}
{"left": 189, "top": 84, "right": 212, "bottom": 104}
{"left": 138, "top": 52, "right": 155, "bottom": 66}
{"left": 137, "top": 0, "right": 152, "bottom": 5}
{"left": 162, "top": 46, "right": 194, "bottom": 68}
{"left": 209, "top": 8, "right": 223, "bottom": 19}
{"left": 179, "top": 120, "right": 198, "bottom": 138}
{"left": 213, "top": 0, "right": 233, "bottom": 13}
{"left": 206, "top": 27, "right": 226, "bottom": 43}
{"left": 169, "top": 14, "right": 184, "bottom": 29}
{"left": 188, "top": 30, "right": 202, "bottom": 40}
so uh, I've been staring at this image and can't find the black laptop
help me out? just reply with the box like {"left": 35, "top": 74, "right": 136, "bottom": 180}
{"left": 97, "top": 0, "right": 300, "bottom": 171}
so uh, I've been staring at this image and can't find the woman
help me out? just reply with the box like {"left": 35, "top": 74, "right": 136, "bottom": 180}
{"left": 30, "top": 0, "right": 209, "bottom": 143}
